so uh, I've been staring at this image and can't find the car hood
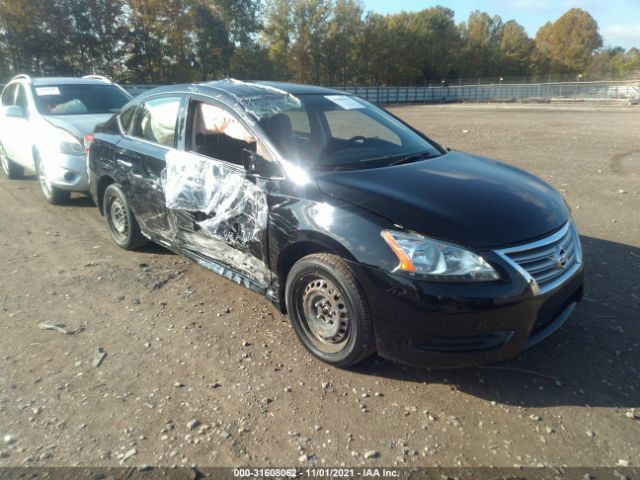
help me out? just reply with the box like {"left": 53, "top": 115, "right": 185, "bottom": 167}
{"left": 315, "top": 151, "right": 570, "bottom": 249}
{"left": 44, "top": 114, "right": 113, "bottom": 140}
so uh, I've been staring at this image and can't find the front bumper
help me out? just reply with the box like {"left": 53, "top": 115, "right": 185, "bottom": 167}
{"left": 350, "top": 257, "right": 584, "bottom": 369}
{"left": 41, "top": 152, "right": 89, "bottom": 192}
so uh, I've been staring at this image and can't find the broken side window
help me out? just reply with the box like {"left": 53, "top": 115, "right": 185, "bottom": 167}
{"left": 187, "top": 100, "right": 265, "bottom": 167}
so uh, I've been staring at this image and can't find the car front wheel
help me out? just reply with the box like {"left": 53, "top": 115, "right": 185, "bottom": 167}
{"left": 36, "top": 154, "right": 70, "bottom": 205}
{"left": 103, "top": 183, "right": 148, "bottom": 250}
{"left": 285, "top": 253, "right": 375, "bottom": 368}
{"left": 0, "top": 142, "right": 24, "bottom": 179}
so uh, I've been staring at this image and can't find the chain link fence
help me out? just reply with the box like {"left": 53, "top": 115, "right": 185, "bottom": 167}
{"left": 337, "top": 80, "right": 640, "bottom": 104}
{"left": 123, "top": 79, "right": 640, "bottom": 104}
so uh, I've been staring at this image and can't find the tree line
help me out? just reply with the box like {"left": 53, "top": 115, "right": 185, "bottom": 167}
{"left": 0, "top": 0, "right": 638, "bottom": 85}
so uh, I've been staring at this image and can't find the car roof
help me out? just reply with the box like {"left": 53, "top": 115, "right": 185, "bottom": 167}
{"left": 136, "top": 79, "right": 348, "bottom": 104}
{"left": 30, "top": 77, "right": 117, "bottom": 86}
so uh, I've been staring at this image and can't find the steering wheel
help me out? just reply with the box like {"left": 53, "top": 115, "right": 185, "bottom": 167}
{"left": 347, "top": 135, "right": 367, "bottom": 145}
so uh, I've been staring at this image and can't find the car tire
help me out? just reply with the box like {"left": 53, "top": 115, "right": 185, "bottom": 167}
{"left": 0, "top": 142, "right": 24, "bottom": 179}
{"left": 35, "top": 154, "right": 71, "bottom": 205}
{"left": 103, "top": 183, "right": 148, "bottom": 250}
{"left": 285, "top": 253, "right": 375, "bottom": 368}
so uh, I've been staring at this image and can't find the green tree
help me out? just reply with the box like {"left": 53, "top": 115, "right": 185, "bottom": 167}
{"left": 262, "top": 0, "right": 295, "bottom": 80}
{"left": 498, "top": 20, "right": 534, "bottom": 77}
{"left": 325, "top": 0, "right": 363, "bottom": 85}
{"left": 534, "top": 8, "right": 602, "bottom": 74}
{"left": 290, "top": 0, "right": 332, "bottom": 84}
{"left": 355, "top": 12, "right": 389, "bottom": 84}
{"left": 188, "top": 0, "right": 233, "bottom": 81}
{"left": 459, "top": 11, "right": 504, "bottom": 78}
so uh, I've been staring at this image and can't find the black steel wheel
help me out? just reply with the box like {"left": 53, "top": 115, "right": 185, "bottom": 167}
{"left": 286, "top": 253, "right": 375, "bottom": 367}
{"left": 103, "top": 183, "right": 148, "bottom": 250}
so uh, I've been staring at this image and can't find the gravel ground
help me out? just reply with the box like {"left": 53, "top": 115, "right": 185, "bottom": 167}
{"left": 0, "top": 104, "right": 638, "bottom": 469}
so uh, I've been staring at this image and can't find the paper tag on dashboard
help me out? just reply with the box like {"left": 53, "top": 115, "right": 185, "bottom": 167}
{"left": 35, "top": 87, "right": 61, "bottom": 96}
{"left": 324, "top": 95, "right": 364, "bottom": 110}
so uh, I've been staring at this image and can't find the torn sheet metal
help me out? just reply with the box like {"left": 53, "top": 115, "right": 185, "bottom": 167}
{"left": 164, "top": 150, "right": 268, "bottom": 246}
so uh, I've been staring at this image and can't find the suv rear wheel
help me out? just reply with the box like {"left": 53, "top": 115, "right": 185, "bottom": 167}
{"left": 0, "top": 142, "right": 24, "bottom": 179}
{"left": 285, "top": 253, "right": 375, "bottom": 367}
{"left": 103, "top": 183, "right": 148, "bottom": 250}
{"left": 35, "top": 154, "right": 70, "bottom": 205}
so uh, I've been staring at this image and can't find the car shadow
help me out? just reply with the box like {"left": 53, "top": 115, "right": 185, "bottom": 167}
{"left": 139, "top": 242, "right": 176, "bottom": 256}
{"left": 352, "top": 235, "right": 640, "bottom": 409}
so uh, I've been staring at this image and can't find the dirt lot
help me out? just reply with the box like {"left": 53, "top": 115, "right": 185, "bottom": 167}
{"left": 0, "top": 104, "right": 639, "bottom": 469}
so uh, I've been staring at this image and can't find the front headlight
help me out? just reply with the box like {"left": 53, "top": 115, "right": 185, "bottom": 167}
{"left": 57, "top": 130, "right": 84, "bottom": 156}
{"left": 381, "top": 230, "right": 500, "bottom": 281}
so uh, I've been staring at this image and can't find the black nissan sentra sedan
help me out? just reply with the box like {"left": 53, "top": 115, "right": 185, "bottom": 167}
{"left": 87, "top": 79, "right": 584, "bottom": 368}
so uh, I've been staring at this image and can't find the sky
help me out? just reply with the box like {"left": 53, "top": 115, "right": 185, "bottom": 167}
{"left": 363, "top": 0, "right": 640, "bottom": 49}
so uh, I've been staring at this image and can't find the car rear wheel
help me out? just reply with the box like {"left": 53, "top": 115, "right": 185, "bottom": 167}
{"left": 35, "top": 154, "right": 70, "bottom": 205}
{"left": 103, "top": 183, "right": 148, "bottom": 250}
{"left": 0, "top": 142, "right": 24, "bottom": 179}
{"left": 286, "top": 253, "right": 375, "bottom": 368}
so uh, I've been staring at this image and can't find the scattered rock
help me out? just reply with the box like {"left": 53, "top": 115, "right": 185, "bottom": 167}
{"left": 586, "top": 430, "right": 595, "bottom": 437}
{"left": 187, "top": 420, "right": 201, "bottom": 430}
{"left": 119, "top": 448, "right": 137, "bottom": 465}
{"left": 617, "top": 459, "right": 631, "bottom": 467}
{"left": 93, "top": 347, "right": 107, "bottom": 367}
{"left": 529, "top": 414, "right": 542, "bottom": 422}
{"left": 242, "top": 340, "right": 251, "bottom": 347}
{"left": 38, "top": 322, "right": 84, "bottom": 335}
{"left": 364, "top": 450, "right": 379, "bottom": 459}
{"left": 298, "top": 454, "right": 310, "bottom": 463}
{"left": 3, "top": 436, "right": 15, "bottom": 445}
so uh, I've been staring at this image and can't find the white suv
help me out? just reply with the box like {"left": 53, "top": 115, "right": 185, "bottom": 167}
{"left": 0, "top": 75, "right": 132, "bottom": 204}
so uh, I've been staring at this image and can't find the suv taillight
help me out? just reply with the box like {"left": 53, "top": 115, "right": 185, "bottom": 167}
{"left": 84, "top": 134, "right": 94, "bottom": 155}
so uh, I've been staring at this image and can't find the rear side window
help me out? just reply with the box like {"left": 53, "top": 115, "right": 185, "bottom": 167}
{"left": 1, "top": 84, "right": 16, "bottom": 106}
{"left": 15, "top": 85, "right": 28, "bottom": 110}
{"left": 131, "top": 96, "right": 181, "bottom": 148}
{"left": 186, "top": 100, "right": 259, "bottom": 166}
{"left": 119, "top": 106, "right": 136, "bottom": 134}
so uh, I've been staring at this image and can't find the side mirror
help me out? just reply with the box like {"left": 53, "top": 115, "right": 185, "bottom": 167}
{"left": 1, "top": 105, "right": 25, "bottom": 118}
{"left": 242, "top": 149, "right": 281, "bottom": 178}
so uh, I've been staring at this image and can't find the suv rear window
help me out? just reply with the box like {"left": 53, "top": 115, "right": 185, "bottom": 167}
{"left": 1, "top": 84, "right": 16, "bottom": 106}
{"left": 32, "top": 84, "right": 130, "bottom": 116}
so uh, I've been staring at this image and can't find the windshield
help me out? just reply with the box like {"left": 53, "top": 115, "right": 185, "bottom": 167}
{"left": 32, "top": 84, "right": 130, "bottom": 116}
{"left": 255, "top": 94, "right": 443, "bottom": 170}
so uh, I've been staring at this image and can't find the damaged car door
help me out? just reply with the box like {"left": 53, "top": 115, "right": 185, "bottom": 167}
{"left": 164, "top": 98, "right": 273, "bottom": 290}
{"left": 121, "top": 95, "right": 184, "bottom": 236}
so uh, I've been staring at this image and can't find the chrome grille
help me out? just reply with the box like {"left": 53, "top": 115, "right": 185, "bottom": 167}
{"left": 496, "top": 221, "right": 582, "bottom": 295}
